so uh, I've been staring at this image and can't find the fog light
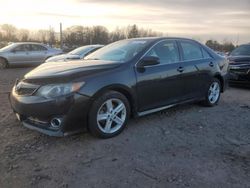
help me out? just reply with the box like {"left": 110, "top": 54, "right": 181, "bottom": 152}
{"left": 50, "top": 118, "right": 62, "bottom": 128}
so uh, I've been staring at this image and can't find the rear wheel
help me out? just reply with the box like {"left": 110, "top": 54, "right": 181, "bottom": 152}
{"left": 88, "top": 91, "right": 130, "bottom": 138}
{"left": 0, "top": 58, "right": 8, "bottom": 69}
{"left": 203, "top": 78, "right": 221, "bottom": 106}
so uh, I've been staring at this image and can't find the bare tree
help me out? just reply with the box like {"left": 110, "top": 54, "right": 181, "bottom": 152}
{"left": 92, "top": 26, "right": 109, "bottom": 44}
{"left": 49, "top": 27, "right": 56, "bottom": 47}
{"left": 109, "top": 27, "right": 126, "bottom": 42}
{"left": 127, "top": 24, "right": 139, "bottom": 39}
{"left": 1, "top": 24, "right": 17, "bottom": 41}
{"left": 18, "top": 29, "right": 30, "bottom": 41}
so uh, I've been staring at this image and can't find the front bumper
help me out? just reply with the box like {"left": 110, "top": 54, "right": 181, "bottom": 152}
{"left": 9, "top": 90, "right": 92, "bottom": 136}
{"left": 229, "top": 67, "right": 250, "bottom": 85}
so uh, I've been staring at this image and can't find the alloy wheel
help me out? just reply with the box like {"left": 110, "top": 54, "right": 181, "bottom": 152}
{"left": 208, "top": 82, "right": 220, "bottom": 104}
{"left": 97, "top": 98, "right": 127, "bottom": 134}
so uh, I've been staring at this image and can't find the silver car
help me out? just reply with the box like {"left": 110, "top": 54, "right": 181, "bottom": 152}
{"left": 45, "top": 44, "right": 104, "bottom": 63}
{"left": 0, "top": 42, "right": 62, "bottom": 69}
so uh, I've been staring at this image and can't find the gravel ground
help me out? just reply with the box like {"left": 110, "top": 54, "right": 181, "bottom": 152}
{"left": 0, "top": 68, "right": 250, "bottom": 188}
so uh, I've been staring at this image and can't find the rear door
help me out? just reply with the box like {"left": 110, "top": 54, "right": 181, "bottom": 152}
{"left": 135, "top": 40, "right": 183, "bottom": 112}
{"left": 178, "top": 40, "right": 214, "bottom": 99}
{"left": 29, "top": 44, "right": 48, "bottom": 64}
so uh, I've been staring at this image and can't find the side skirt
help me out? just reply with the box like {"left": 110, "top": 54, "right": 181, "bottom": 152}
{"left": 137, "top": 98, "right": 203, "bottom": 117}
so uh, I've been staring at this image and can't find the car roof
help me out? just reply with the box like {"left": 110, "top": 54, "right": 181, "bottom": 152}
{"left": 125, "top": 37, "right": 199, "bottom": 42}
{"left": 239, "top": 43, "right": 250, "bottom": 46}
{"left": 86, "top": 44, "right": 104, "bottom": 47}
{"left": 11, "top": 42, "right": 48, "bottom": 46}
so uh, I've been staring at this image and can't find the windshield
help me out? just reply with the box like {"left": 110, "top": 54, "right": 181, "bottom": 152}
{"left": 230, "top": 45, "right": 250, "bottom": 56}
{"left": 84, "top": 40, "right": 150, "bottom": 62}
{"left": 69, "top": 46, "right": 94, "bottom": 55}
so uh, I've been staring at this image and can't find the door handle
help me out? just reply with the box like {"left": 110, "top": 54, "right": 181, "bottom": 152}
{"left": 209, "top": 62, "right": 214, "bottom": 67}
{"left": 177, "top": 67, "right": 184, "bottom": 72}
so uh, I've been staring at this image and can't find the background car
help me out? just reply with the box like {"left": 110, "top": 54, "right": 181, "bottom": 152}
{"left": 10, "top": 37, "right": 228, "bottom": 138}
{"left": 215, "top": 51, "right": 227, "bottom": 57}
{"left": 228, "top": 43, "right": 250, "bottom": 85}
{"left": 45, "top": 45, "right": 104, "bottom": 63}
{"left": 0, "top": 42, "right": 62, "bottom": 69}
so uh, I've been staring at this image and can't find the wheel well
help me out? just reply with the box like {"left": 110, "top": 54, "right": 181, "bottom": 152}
{"left": 214, "top": 75, "right": 224, "bottom": 92}
{"left": 45, "top": 56, "right": 52, "bottom": 60}
{"left": 92, "top": 86, "right": 136, "bottom": 117}
{"left": 0, "top": 57, "right": 9, "bottom": 64}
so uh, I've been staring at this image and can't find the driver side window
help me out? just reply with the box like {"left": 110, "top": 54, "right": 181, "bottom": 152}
{"left": 146, "top": 40, "right": 179, "bottom": 64}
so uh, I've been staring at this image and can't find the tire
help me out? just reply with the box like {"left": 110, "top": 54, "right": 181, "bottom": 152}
{"left": 88, "top": 91, "right": 130, "bottom": 138}
{"left": 203, "top": 78, "right": 221, "bottom": 107}
{"left": 0, "top": 58, "right": 8, "bottom": 69}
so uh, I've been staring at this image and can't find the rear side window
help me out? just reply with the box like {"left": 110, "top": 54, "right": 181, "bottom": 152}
{"left": 146, "top": 40, "right": 179, "bottom": 64}
{"left": 202, "top": 48, "right": 212, "bottom": 59}
{"left": 180, "top": 41, "right": 203, "bottom": 61}
{"left": 31, "top": 44, "right": 47, "bottom": 51}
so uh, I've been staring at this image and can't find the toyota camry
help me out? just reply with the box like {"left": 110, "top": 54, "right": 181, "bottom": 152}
{"left": 9, "top": 37, "right": 229, "bottom": 138}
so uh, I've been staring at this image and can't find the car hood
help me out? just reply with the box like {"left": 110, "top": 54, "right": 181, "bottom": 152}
{"left": 228, "top": 56, "right": 250, "bottom": 65}
{"left": 24, "top": 60, "right": 121, "bottom": 81}
{"left": 46, "top": 54, "right": 80, "bottom": 62}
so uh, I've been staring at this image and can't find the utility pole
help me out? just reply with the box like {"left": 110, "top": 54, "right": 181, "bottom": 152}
{"left": 60, "top": 23, "right": 63, "bottom": 49}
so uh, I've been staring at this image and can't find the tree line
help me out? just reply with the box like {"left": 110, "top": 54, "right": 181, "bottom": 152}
{"left": 0, "top": 24, "right": 162, "bottom": 49}
{"left": 205, "top": 40, "right": 236, "bottom": 52}
{"left": 0, "top": 24, "right": 236, "bottom": 52}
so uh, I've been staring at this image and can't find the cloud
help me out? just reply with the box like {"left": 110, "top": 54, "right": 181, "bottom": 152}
{"left": 77, "top": 0, "right": 250, "bottom": 11}
{"left": 0, "top": 0, "right": 249, "bottom": 43}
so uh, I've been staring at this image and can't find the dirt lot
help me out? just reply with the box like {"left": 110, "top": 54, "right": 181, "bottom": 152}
{"left": 0, "top": 68, "right": 250, "bottom": 188}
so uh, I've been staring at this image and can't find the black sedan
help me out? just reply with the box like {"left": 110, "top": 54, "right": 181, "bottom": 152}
{"left": 9, "top": 37, "right": 229, "bottom": 138}
{"left": 228, "top": 44, "right": 250, "bottom": 86}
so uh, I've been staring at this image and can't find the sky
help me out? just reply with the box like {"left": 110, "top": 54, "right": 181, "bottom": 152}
{"left": 0, "top": 0, "right": 249, "bottom": 44}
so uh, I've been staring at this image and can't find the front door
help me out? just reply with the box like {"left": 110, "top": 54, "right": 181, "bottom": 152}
{"left": 8, "top": 44, "right": 31, "bottom": 65}
{"left": 135, "top": 40, "right": 183, "bottom": 112}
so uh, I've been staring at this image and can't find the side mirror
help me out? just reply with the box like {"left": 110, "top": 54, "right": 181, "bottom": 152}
{"left": 138, "top": 56, "right": 160, "bottom": 67}
{"left": 11, "top": 49, "right": 16, "bottom": 53}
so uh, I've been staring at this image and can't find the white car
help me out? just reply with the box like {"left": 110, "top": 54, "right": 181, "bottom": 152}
{"left": 45, "top": 45, "right": 104, "bottom": 63}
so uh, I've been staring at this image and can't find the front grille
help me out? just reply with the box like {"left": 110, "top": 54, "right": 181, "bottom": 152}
{"left": 231, "top": 69, "right": 249, "bottom": 74}
{"left": 16, "top": 87, "right": 37, "bottom": 95}
{"left": 230, "top": 66, "right": 250, "bottom": 74}
{"left": 15, "top": 82, "right": 39, "bottom": 96}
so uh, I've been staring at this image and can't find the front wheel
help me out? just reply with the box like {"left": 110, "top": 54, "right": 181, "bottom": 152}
{"left": 88, "top": 91, "right": 130, "bottom": 138}
{"left": 203, "top": 78, "right": 221, "bottom": 106}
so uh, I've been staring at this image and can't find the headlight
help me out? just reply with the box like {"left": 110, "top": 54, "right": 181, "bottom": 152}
{"left": 36, "top": 82, "right": 85, "bottom": 98}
